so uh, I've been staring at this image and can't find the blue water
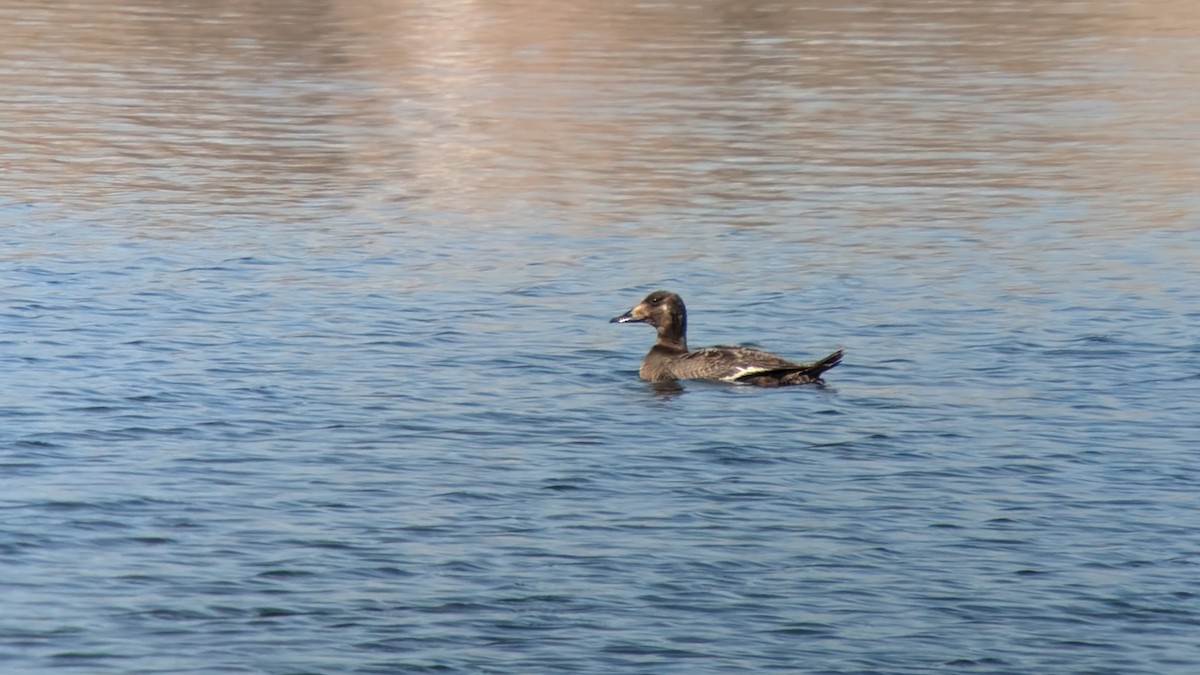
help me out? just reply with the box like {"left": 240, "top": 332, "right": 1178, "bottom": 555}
{"left": 3, "top": 1, "right": 1200, "bottom": 673}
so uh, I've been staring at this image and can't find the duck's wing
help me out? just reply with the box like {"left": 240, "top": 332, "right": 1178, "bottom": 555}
{"left": 672, "top": 346, "right": 800, "bottom": 382}
{"left": 676, "top": 347, "right": 844, "bottom": 385}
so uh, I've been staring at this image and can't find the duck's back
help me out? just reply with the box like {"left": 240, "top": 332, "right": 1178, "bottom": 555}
{"left": 665, "top": 346, "right": 843, "bottom": 386}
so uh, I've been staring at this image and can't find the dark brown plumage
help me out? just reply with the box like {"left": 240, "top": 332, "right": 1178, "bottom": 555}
{"left": 610, "top": 290, "right": 843, "bottom": 387}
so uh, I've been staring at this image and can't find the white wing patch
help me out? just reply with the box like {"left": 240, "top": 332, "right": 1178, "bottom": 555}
{"left": 718, "top": 364, "right": 774, "bottom": 382}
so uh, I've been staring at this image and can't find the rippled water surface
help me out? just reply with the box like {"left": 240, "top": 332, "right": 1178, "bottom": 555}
{"left": 3, "top": 1, "right": 1200, "bottom": 673}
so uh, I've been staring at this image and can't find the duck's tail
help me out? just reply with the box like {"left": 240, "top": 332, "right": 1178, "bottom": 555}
{"left": 773, "top": 349, "right": 843, "bottom": 386}
{"left": 733, "top": 348, "right": 845, "bottom": 387}
{"left": 805, "top": 349, "right": 844, "bottom": 379}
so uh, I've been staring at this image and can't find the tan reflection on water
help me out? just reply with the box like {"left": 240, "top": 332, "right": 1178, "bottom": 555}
{"left": 1, "top": 0, "right": 1197, "bottom": 231}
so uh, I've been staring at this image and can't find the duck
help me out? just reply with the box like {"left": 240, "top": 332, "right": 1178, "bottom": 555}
{"left": 610, "top": 290, "right": 843, "bottom": 387}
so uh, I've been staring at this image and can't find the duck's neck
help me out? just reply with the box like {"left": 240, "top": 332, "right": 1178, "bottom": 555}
{"left": 654, "top": 314, "right": 687, "bottom": 352}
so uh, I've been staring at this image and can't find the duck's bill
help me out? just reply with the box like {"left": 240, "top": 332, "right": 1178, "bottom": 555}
{"left": 609, "top": 310, "right": 640, "bottom": 324}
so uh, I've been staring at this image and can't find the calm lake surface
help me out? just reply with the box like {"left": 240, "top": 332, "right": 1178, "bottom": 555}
{"left": 3, "top": 1, "right": 1199, "bottom": 673}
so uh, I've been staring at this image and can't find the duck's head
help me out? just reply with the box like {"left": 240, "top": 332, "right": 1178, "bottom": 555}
{"left": 610, "top": 290, "right": 687, "bottom": 347}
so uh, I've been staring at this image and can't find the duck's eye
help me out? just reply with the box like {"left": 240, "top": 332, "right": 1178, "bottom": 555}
{"left": 648, "top": 295, "right": 662, "bottom": 305}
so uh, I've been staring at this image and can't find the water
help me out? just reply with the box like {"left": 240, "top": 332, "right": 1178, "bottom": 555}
{"left": 3, "top": 0, "right": 1199, "bottom": 673}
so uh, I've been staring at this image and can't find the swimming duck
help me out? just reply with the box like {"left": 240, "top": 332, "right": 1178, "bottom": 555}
{"left": 610, "top": 290, "right": 843, "bottom": 387}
